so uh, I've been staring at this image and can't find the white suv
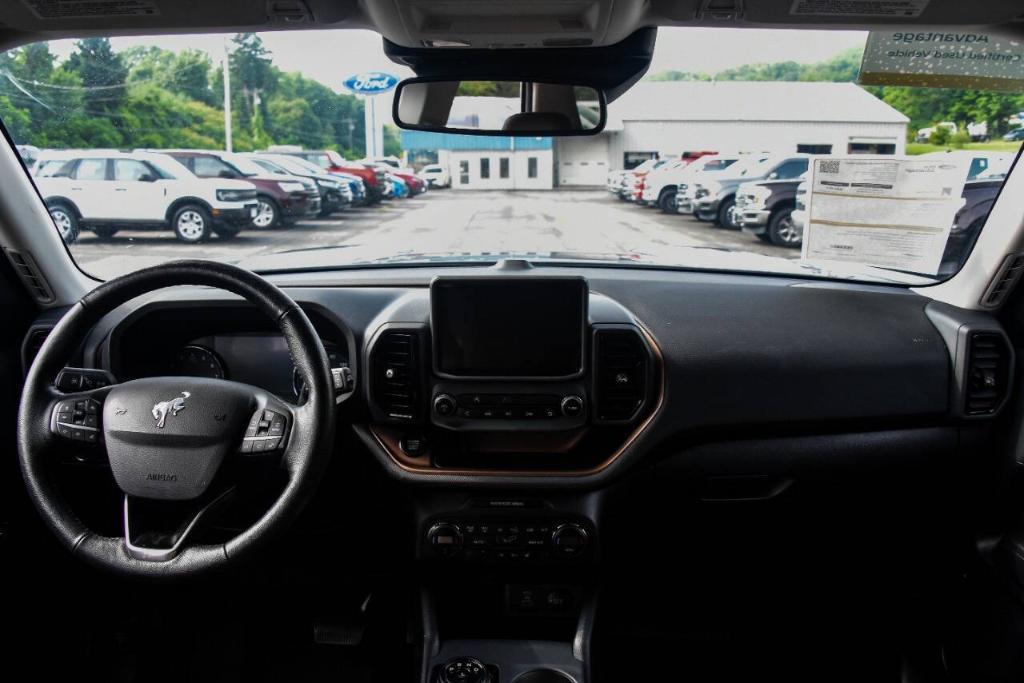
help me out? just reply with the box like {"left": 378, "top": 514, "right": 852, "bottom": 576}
{"left": 417, "top": 163, "right": 451, "bottom": 188}
{"left": 34, "top": 150, "right": 259, "bottom": 244}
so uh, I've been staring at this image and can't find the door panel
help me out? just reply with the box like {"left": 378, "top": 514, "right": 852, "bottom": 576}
{"left": 108, "top": 159, "right": 167, "bottom": 221}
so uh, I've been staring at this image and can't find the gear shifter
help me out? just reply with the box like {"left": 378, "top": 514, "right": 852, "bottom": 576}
{"left": 439, "top": 657, "right": 491, "bottom": 683}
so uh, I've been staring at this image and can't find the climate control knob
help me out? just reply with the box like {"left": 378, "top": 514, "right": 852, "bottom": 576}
{"left": 551, "top": 523, "right": 589, "bottom": 558}
{"left": 560, "top": 395, "right": 585, "bottom": 418}
{"left": 427, "top": 522, "right": 463, "bottom": 557}
{"left": 433, "top": 394, "right": 457, "bottom": 417}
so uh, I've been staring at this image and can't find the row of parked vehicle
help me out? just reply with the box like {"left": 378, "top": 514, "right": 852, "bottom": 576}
{"left": 26, "top": 146, "right": 430, "bottom": 244}
{"left": 608, "top": 150, "right": 1015, "bottom": 264}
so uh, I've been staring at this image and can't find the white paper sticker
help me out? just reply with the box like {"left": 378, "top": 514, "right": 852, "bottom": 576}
{"left": 790, "top": 0, "right": 928, "bottom": 18}
{"left": 802, "top": 157, "right": 970, "bottom": 275}
{"left": 22, "top": 0, "right": 159, "bottom": 20}
{"left": 860, "top": 30, "right": 1024, "bottom": 91}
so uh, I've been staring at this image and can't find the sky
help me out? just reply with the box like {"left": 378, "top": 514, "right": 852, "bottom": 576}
{"left": 47, "top": 27, "right": 870, "bottom": 94}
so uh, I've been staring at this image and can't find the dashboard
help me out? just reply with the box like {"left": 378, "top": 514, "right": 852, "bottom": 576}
{"left": 27, "top": 260, "right": 1013, "bottom": 491}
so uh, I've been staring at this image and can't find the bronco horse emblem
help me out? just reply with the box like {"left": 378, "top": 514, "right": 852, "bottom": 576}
{"left": 152, "top": 391, "right": 191, "bottom": 428}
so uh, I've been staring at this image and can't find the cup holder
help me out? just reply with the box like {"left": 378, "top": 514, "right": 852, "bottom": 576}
{"left": 512, "top": 670, "right": 576, "bottom": 683}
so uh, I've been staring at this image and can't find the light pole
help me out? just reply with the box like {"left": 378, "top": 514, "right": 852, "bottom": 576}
{"left": 222, "top": 38, "right": 233, "bottom": 153}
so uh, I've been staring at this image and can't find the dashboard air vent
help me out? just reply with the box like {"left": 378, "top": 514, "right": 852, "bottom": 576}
{"left": 981, "top": 253, "right": 1024, "bottom": 308}
{"left": 373, "top": 330, "right": 420, "bottom": 420}
{"left": 965, "top": 332, "right": 1010, "bottom": 415}
{"left": 5, "top": 249, "right": 54, "bottom": 304}
{"left": 594, "top": 327, "right": 648, "bottom": 421}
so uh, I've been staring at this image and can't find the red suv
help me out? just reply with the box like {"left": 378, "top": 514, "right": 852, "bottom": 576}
{"left": 283, "top": 150, "right": 386, "bottom": 204}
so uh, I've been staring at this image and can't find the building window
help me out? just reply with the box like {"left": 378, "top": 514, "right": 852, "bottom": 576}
{"left": 459, "top": 160, "right": 469, "bottom": 185}
{"left": 848, "top": 142, "right": 896, "bottom": 155}
{"left": 797, "top": 144, "right": 832, "bottom": 154}
{"left": 480, "top": 158, "right": 490, "bottom": 179}
{"left": 624, "top": 151, "right": 657, "bottom": 170}
{"left": 528, "top": 157, "right": 538, "bottom": 179}
{"left": 499, "top": 157, "right": 510, "bottom": 178}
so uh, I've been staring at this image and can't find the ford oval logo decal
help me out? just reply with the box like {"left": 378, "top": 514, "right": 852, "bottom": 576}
{"left": 342, "top": 72, "right": 399, "bottom": 95}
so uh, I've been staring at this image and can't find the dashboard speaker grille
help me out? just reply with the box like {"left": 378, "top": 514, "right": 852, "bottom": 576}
{"left": 594, "top": 328, "right": 647, "bottom": 421}
{"left": 373, "top": 330, "right": 420, "bottom": 420}
{"left": 965, "top": 332, "right": 1010, "bottom": 415}
{"left": 4, "top": 249, "right": 55, "bottom": 304}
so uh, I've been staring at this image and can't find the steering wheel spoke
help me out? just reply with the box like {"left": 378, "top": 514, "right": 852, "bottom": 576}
{"left": 238, "top": 396, "right": 293, "bottom": 459}
{"left": 123, "top": 491, "right": 234, "bottom": 562}
{"left": 47, "top": 384, "right": 114, "bottom": 448}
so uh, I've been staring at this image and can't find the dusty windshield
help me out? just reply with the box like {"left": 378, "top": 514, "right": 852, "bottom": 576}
{"left": 2, "top": 28, "right": 1021, "bottom": 283}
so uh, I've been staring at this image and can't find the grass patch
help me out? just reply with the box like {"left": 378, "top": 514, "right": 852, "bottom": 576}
{"left": 907, "top": 141, "right": 1023, "bottom": 155}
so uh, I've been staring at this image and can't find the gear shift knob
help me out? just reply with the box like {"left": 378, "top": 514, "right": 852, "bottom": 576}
{"left": 439, "top": 657, "right": 491, "bottom": 683}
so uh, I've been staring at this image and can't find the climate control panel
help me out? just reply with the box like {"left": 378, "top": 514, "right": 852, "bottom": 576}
{"left": 424, "top": 518, "right": 592, "bottom": 563}
{"left": 430, "top": 384, "right": 589, "bottom": 431}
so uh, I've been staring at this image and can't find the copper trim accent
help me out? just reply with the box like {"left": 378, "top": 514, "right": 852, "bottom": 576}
{"left": 366, "top": 322, "right": 666, "bottom": 478}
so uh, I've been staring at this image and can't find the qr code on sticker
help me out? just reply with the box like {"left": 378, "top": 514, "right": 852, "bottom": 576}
{"left": 818, "top": 160, "right": 841, "bottom": 174}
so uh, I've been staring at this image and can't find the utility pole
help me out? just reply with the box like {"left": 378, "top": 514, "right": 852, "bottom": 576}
{"left": 222, "top": 38, "right": 233, "bottom": 153}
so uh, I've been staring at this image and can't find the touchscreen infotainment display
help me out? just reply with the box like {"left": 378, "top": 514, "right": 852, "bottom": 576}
{"left": 432, "top": 278, "right": 587, "bottom": 378}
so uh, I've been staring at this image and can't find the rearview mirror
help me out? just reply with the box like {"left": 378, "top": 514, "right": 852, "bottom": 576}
{"left": 393, "top": 78, "right": 606, "bottom": 136}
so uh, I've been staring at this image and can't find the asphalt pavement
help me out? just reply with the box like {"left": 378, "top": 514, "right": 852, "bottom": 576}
{"left": 67, "top": 189, "right": 792, "bottom": 279}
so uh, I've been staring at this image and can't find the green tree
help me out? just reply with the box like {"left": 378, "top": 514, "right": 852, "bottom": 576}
{"left": 65, "top": 38, "right": 128, "bottom": 116}
{"left": 383, "top": 124, "right": 401, "bottom": 157}
{"left": 229, "top": 33, "right": 276, "bottom": 128}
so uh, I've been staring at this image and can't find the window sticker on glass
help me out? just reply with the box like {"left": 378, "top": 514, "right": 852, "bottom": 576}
{"left": 791, "top": 0, "right": 929, "bottom": 18}
{"left": 860, "top": 31, "right": 1024, "bottom": 91}
{"left": 802, "top": 157, "right": 971, "bottom": 275}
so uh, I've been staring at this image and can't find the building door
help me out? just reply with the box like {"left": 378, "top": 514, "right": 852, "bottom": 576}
{"left": 557, "top": 136, "right": 608, "bottom": 186}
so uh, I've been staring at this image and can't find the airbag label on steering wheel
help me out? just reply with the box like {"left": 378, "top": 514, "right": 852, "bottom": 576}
{"left": 790, "top": 0, "right": 928, "bottom": 18}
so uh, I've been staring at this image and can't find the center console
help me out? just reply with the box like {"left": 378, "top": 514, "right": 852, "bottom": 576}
{"left": 360, "top": 274, "right": 657, "bottom": 683}
{"left": 363, "top": 274, "right": 661, "bottom": 475}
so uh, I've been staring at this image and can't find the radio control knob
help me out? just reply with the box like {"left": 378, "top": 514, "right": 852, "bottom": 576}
{"left": 433, "top": 394, "right": 457, "bottom": 417}
{"left": 427, "top": 522, "right": 463, "bottom": 557}
{"left": 560, "top": 395, "right": 584, "bottom": 417}
{"left": 551, "top": 523, "right": 589, "bottom": 558}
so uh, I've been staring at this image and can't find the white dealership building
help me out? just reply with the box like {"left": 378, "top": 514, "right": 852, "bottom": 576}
{"left": 401, "top": 81, "right": 909, "bottom": 189}
{"left": 554, "top": 81, "right": 910, "bottom": 186}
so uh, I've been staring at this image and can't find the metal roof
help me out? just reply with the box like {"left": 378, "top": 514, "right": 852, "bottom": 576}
{"left": 606, "top": 82, "right": 910, "bottom": 128}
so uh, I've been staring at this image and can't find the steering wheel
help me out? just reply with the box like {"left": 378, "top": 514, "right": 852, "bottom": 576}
{"left": 17, "top": 260, "right": 335, "bottom": 579}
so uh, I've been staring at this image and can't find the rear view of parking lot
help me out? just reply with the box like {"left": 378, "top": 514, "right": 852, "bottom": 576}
{"left": 69, "top": 189, "right": 789, "bottom": 279}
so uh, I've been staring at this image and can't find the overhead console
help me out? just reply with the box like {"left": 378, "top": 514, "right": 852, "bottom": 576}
{"left": 364, "top": 275, "right": 661, "bottom": 475}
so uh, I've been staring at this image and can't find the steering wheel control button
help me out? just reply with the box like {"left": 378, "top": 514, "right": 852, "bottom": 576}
{"left": 240, "top": 408, "right": 288, "bottom": 454}
{"left": 440, "top": 658, "right": 490, "bottom": 683}
{"left": 56, "top": 367, "right": 115, "bottom": 392}
{"left": 560, "top": 395, "right": 585, "bottom": 417}
{"left": 52, "top": 397, "right": 102, "bottom": 443}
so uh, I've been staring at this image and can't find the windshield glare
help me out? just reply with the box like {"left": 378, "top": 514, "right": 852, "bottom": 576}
{"left": 1, "top": 27, "right": 1021, "bottom": 284}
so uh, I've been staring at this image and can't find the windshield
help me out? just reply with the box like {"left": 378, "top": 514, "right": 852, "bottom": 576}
{"left": 259, "top": 155, "right": 321, "bottom": 176}
{"left": 725, "top": 156, "right": 773, "bottom": 178}
{"left": 2, "top": 28, "right": 1021, "bottom": 283}
{"left": 221, "top": 154, "right": 266, "bottom": 177}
